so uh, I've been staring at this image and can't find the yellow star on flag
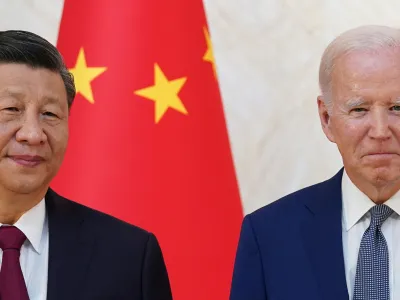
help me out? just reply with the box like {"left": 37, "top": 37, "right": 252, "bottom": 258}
{"left": 203, "top": 26, "right": 217, "bottom": 77}
{"left": 69, "top": 48, "right": 107, "bottom": 104}
{"left": 134, "top": 64, "right": 188, "bottom": 123}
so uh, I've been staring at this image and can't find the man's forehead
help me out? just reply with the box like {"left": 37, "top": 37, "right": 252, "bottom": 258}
{"left": 334, "top": 48, "right": 400, "bottom": 73}
{"left": 0, "top": 87, "right": 62, "bottom": 102}
{"left": 0, "top": 63, "right": 64, "bottom": 85}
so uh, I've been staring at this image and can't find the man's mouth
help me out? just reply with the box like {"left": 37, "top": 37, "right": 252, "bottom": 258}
{"left": 8, "top": 155, "right": 45, "bottom": 167}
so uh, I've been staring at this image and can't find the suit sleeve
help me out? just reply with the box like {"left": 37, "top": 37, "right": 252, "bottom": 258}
{"left": 230, "top": 215, "right": 267, "bottom": 300}
{"left": 142, "top": 233, "right": 173, "bottom": 300}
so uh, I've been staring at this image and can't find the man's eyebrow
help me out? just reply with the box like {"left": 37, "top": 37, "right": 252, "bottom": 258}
{"left": 344, "top": 97, "right": 366, "bottom": 109}
{"left": 42, "top": 96, "right": 62, "bottom": 105}
{"left": 0, "top": 88, "right": 24, "bottom": 98}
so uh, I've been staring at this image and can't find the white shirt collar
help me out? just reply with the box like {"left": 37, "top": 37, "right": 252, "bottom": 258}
{"left": 0, "top": 198, "right": 46, "bottom": 254}
{"left": 342, "top": 169, "right": 400, "bottom": 231}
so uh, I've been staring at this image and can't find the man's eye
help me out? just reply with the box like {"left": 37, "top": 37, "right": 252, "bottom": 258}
{"left": 352, "top": 108, "right": 367, "bottom": 113}
{"left": 43, "top": 111, "right": 58, "bottom": 117}
{"left": 390, "top": 105, "right": 400, "bottom": 111}
{"left": 5, "top": 107, "right": 19, "bottom": 112}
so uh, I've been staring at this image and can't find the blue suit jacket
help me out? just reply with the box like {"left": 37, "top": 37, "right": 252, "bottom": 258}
{"left": 230, "top": 169, "right": 350, "bottom": 300}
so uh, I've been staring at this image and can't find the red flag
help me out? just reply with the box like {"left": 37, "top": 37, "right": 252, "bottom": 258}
{"left": 51, "top": 1, "right": 244, "bottom": 299}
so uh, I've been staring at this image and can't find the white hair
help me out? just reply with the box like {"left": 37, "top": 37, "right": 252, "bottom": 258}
{"left": 319, "top": 25, "right": 400, "bottom": 109}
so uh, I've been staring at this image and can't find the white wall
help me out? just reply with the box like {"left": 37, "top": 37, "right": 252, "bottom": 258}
{"left": 204, "top": 0, "right": 400, "bottom": 214}
{"left": 0, "top": 0, "right": 63, "bottom": 43}
{"left": 1, "top": 0, "right": 400, "bottom": 214}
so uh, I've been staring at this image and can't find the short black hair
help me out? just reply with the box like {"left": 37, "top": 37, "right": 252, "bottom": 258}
{"left": 0, "top": 30, "right": 76, "bottom": 107}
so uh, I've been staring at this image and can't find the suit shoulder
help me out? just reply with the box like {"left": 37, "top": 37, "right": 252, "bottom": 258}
{"left": 83, "top": 203, "right": 150, "bottom": 237}
{"left": 48, "top": 190, "right": 153, "bottom": 246}
{"left": 248, "top": 174, "right": 335, "bottom": 225}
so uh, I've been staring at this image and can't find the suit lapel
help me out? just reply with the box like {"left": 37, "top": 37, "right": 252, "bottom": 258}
{"left": 45, "top": 189, "right": 94, "bottom": 300}
{"left": 301, "top": 169, "right": 349, "bottom": 300}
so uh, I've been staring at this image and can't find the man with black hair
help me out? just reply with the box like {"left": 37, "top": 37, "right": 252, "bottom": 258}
{"left": 0, "top": 30, "right": 172, "bottom": 300}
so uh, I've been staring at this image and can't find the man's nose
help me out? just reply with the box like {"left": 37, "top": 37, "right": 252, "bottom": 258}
{"left": 15, "top": 113, "right": 47, "bottom": 145}
{"left": 368, "top": 109, "right": 392, "bottom": 140}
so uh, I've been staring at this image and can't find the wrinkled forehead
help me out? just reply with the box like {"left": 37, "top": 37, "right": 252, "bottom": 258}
{"left": 332, "top": 48, "right": 400, "bottom": 81}
{"left": 0, "top": 63, "right": 67, "bottom": 104}
{"left": 331, "top": 48, "right": 400, "bottom": 100}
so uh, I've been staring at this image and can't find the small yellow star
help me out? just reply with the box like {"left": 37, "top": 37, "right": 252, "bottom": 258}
{"left": 203, "top": 26, "right": 217, "bottom": 77}
{"left": 69, "top": 48, "right": 107, "bottom": 104}
{"left": 134, "top": 64, "right": 188, "bottom": 123}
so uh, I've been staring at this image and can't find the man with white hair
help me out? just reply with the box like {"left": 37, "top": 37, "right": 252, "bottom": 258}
{"left": 230, "top": 25, "right": 400, "bottom": 300}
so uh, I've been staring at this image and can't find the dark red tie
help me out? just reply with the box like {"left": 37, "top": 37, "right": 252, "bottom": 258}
{"left": 0, "top": 226, "right": 29, "bottom": 300}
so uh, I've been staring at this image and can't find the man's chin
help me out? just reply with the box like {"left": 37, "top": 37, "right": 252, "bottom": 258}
{"left": 366, "top": 166, "right": 400, "bottom": 186}
{"left": 4, "top": 179, "right": 49, "bottom": 195}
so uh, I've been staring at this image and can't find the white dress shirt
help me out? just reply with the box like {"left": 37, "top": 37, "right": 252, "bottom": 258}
{"left": 0, "top": 199, "right": 48, "bottom": 300}
{"left": 342, "top": 170, "right": 400, "bottom": 299}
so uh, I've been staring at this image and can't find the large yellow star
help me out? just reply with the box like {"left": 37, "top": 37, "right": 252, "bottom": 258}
{"left": 203, "top": 26, "right": 217, "bottom": 77}
{"left": 134, "top": 64, "right": 188, "bottom": 123}
{"left": 69, "top": 48, "right": 107, "bottom": 104}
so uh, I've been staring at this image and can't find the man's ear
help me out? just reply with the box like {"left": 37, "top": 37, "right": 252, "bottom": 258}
{"left": 317, "top": 95, "right": 335, "bottom": 143}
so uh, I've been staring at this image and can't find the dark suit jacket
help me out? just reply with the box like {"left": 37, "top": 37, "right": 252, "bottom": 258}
{"left": 45, "top": 188, "right": 173, "bottom": 300}
{"left": 230, "top": 168, "right": 350, "bottom": 300}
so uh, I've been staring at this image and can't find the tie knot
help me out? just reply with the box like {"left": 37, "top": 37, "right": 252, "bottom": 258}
{"left": 0, "top": 226, "right": 26, "bottom": 251}
{"left": 370, "top": 204, "right": 393, "bottom": 228}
